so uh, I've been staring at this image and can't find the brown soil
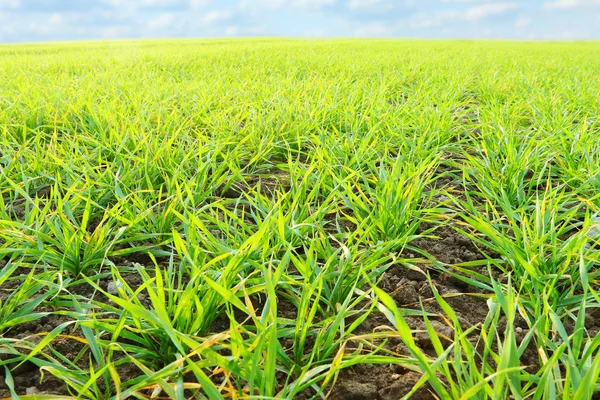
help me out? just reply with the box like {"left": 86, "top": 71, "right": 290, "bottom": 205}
{"left": 0, "top": 270, "right": 149, "bottom": 397}
{"left": 330, "top": 223, "right": 494, "bottom": 399}
{"left": 330, "top": 367, "right": 435, "bottom": 400}
{"left": 220, "top": 168, "right": 291, "bottom": 198}
{"left": 2, "top": 172, "right": 592, "bottom": 399}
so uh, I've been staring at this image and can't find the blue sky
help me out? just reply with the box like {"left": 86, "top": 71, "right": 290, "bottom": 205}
{"left": 0, "top": 0, "right": 599, "bottom": 42}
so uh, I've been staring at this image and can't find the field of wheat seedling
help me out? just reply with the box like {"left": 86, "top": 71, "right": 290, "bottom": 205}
{"left": 1, "top": 39, "right": 600, "bottom": 399}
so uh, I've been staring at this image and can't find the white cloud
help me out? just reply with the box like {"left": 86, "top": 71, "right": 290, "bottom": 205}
{"left": 305, "top": 28, "right": 329, "bottom": 37}
{"left": 441, "top": 0, "right": 488, "bottom": 2}
{"left": 148, "top": 13, "right": 176, "bottom": 29}
{"left": 105, "top": 0, "right": 185, "bottom": 7}
{"left": 48, "top": 13, "right": 64, "bottom": 25}
{"left": 410, "top": 2, "right": 518, "bottom": 28}
{"left": 441, "top": 0, "right": 511, "bottom": 3}
{"left": 0, "top": 0, "right": 598, "bottom": 42}
{"left": 190, "top": 0, "right": 210, "bottom": 8}
{"left": 481, "top": 28, "right": 493, "bottom": 37}
{"left": 550, "top": 29, "right": 592, "bottom": 38}
{"left": 100, "top": 25, "right": 132, "bottom": 39}
{"left": 224, "top": 25, "right": 239, "bottom": 36}
{"left": 289, "top": 0, "right": 336, "bottom": 11}
{"left": 354, "top": 22, "right": 394, "bottom": 36}
{"left": 410, "top": 11, "right": 456, "bottom": 28}
{"left": 464, "top": 3, "right": 518, "bottom": 21}
{"left": 348, "top": 0, "right": 393, "bottom": 10}
{"left": 237, "top": 0, "right": 283, "bottom": 11}
{"left": 238, "top": 0, "right": 335, "bottom": 12}
{"left": 224, "top": 24, "right": 266, "bottom": 36}
{"left": 0, "top": 11, "right": 97, "bottom": 41}
{"left": 514, "top": 16, "right": 532, "bottom": 29}
{"left": 0, "top": 0, "right": 20, "bottom": 8}
{"left": 202, "top": 9, "right": 233, "bottom": 25}
{"left": 545, "top": 0, "right": 600, "bottom": 8}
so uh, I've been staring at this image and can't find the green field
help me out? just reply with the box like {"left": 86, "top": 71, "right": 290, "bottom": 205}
{"left": 1, "top": 39, "right": 600, "bottom": 399}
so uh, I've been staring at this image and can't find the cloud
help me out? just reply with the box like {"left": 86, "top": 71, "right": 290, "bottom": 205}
{"left": 354, "top": 22, "right": 395, "bottom": 36}
{"left": 410, "top": 2, "right": 518, "bottom": 28}
{"left": 147, "top": 13, "right": 176, "bottom": 29}
{"left": 305, "top": 28, "right": 329, "bottom": 37}
{"left": 105, "top": 0, "right": 185, "bottom": 7}
{"left": 343, "top": 0, "right": 418, "bottom": 18}
{"left": 514, "top": 16, "right": 532, "bottom": 29}
{"left": 223, "top": 24, "right": 265, "bottom": 36}
{"left": 0, "top": 10, "right": 108, "bottom": 41}
{"left": 547, "top": 29, "right": 592, "bottom": 38}
{"left": 290, "top": 0, "right": 337, "bottom": 11}
{"left": 348, "top": 0, "right": 396, "bottom": 10}
{"left": 48, "top": 12, "right": 64, "bottom": 25}
{"left": 102, "top": 0, "right": 211, "bottom": 11}
{"left": 202, "top": 9, "right": 234, "bottom": 25}
{"left": 441, "top": 0, "right": 475, "bottom": 2}
{"left": 190, "top": 0, "right": 210, "bottom": 8}
{"left": 464, "top": 2, "right": 518, "bottom": 20}
{"left": 0, "top": 0, "right": 599, "bottom": 42}
{"left": 4, "top": 0, "right": 100, "bottom": 12}
{"left": 238, "top": 0, "right": 336, "bottom": 12}
{"left": 544, "top": 0, "right": 600, "bottom": 8}
{"left": 441, "top": 0, "right": 496, "bottom": 2}
{"left": 0, "top": 0, "right": 20, "bottom": 8}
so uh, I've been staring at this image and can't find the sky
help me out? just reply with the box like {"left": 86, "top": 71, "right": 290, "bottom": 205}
{"left": 0, "top": 0, "right": 599, "bottom": 43}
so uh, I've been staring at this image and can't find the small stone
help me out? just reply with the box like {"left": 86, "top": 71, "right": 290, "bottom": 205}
{"left": 393, "top": 282, "right": 419, "bottom": 306}
{"left": 332, "top": 381, "right": 377, "bottom": 400}
{"left": 416, "top": 320, "right": 454, "bottom": 348}
{"left": 107, "top": 281, "right": 123, "bottom": 295}
{"left": 26, "top": 387, "right": 39, "bottom": 395}
{"left": 516, "top": 327, "right": 523, "bottom": 333}
{"left": 588, "top": 217, "right": 600, "bottom": 238}
{"left": 419, "top": 282, "right": 434, "bottom": 298}
{"left": 379, "top": 372, "right": 433, "bottom": 400}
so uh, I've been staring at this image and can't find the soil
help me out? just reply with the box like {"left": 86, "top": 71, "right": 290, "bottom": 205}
{"left": 0, "top": 269, "right": 149, "bottom": 398}
{"left": 220, "top": 168, "right": 291, "bottom": 198}
{"left": 329, "top": 367, "right": 435, "bottom": 400}
{"left": 1, "top": 172, "right": 596, "bottom": 399}
{"left": 327, "top": 223, "right": 494, "bottom": 400}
